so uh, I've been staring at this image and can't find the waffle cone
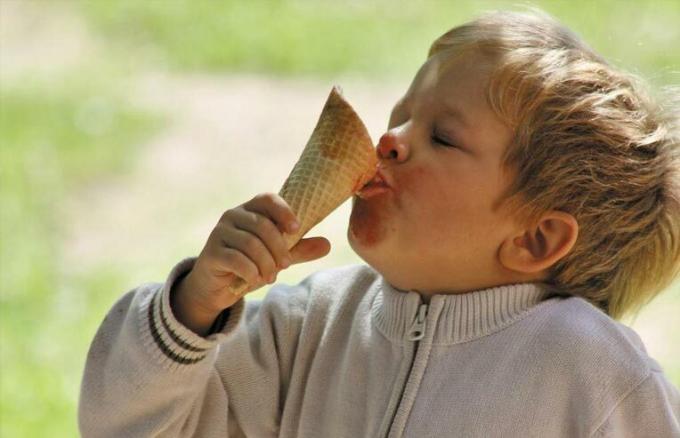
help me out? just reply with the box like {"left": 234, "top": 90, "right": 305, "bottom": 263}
{"left": 229, "top": 86, "right": 378, "bottom": 296}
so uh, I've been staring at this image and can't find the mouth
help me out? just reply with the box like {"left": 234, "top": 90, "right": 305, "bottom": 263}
{"left": 357, "top": 168, "right": 392, "bottom": 199}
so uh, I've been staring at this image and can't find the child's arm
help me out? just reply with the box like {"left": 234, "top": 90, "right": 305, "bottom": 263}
{"left": 78, "top": 264, "right": 242, "bottom": 437}
{"left": 78, "top": 193, "right": 329, "bottom": 436}
{"left": 591, "top": 368, "right": 680, "bottom": 437}
{"left": 170, "top": 192, "right": 329, "bottom": 335}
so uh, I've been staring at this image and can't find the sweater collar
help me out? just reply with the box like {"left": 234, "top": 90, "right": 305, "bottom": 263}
{"left": 371, "top": 277, "right": 547, "bottom": 345}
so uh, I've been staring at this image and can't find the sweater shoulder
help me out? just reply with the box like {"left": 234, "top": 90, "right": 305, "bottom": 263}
{"left": 534, "top": 296, "right": 656, "bottom": 379}
{"left": 521, "top": 296, "right": 664, "bottom": 433}
{"left": 253, "top": 263, "right": 381, "bottom": 322}
{"left": 300, "top": 263, "right": 381, "bottom": 301}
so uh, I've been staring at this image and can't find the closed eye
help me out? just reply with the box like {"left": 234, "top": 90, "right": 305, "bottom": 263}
{"left": 431, "top": 133, "right": 457, "bottom": 148}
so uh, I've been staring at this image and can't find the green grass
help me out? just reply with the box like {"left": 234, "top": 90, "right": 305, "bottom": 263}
{"left": 78, "top": 0, "right": 680, "bottom": 84}
{"left": 0, "top": 73, "right": 161, "bottom": 437}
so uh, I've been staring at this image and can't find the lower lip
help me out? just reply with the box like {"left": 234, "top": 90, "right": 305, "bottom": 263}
{"left": 357, "top": 183, "right": 391, "bottom": 199}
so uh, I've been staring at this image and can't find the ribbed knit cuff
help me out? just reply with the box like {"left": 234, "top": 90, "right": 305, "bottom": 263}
{"left": 139, "top": 257, "right": 246, "bottom": 369}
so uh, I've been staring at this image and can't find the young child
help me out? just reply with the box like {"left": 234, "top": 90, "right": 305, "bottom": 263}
{"left": 79, "top": 9, "right": 680, "bottom": 437}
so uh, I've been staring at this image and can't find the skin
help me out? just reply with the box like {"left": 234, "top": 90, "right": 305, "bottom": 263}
{"left": 348, "top": 51, "right": 577, "bottom": 302}
{"left": 173, "top": 50, "right": 578, "bottom": 336}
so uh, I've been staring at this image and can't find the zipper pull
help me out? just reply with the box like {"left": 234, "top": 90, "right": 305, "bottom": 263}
{"left": 407, "top": 304, "right": 428, "bottom": 341}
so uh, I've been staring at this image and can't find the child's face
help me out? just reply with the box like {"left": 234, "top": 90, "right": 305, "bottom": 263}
{"left": 348, "top": 51, "right": 522, "bottom": 296}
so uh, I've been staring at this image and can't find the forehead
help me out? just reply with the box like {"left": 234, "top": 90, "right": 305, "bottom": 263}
{"left": 439, "top": 51, "right": 495, "bottom": 94}
{"left": 407, "top": 50, "right": 495, "bottom": 109}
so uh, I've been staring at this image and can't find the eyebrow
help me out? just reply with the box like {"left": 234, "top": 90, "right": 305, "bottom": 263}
{"left": 441, "top": 104, "right": 470, "bottom": 130}
{"left": 393, "top": 97, "right": 471, "bottom": 131}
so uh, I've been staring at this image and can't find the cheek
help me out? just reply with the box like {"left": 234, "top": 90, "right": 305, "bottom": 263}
{"left": 398, "top": 164, "right": 458, "bottom": 228}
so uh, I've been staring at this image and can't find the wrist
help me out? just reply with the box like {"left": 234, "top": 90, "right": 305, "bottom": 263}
{"left": 170, "top": 274, "right": 221, "bottom": 337}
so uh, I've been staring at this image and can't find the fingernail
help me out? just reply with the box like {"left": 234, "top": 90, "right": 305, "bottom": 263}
{"left": 289, "top": 221, "right": 300, "bottom": 232}
{"left": 281, "top": 257, "right": 291, "bottom": 268}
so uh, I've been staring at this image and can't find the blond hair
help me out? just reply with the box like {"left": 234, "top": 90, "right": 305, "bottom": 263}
{"left": 430, "top": 9, "right": 680, "bottom": 320}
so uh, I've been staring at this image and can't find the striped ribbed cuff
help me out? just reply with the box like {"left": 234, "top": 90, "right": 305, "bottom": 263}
{"left": 140, "top": 257, "right": 246, "bottom": 369}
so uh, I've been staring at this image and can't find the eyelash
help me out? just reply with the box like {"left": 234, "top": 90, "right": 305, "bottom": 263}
{"left": 431, "top": 132, "right": 457, "bottom": 148}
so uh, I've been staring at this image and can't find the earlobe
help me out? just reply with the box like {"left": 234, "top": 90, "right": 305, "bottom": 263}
{"left": 499, "top": 211, "right": 579, "bottom": 275}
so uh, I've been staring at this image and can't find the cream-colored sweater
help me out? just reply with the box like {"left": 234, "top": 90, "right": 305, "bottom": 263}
{"left": 79, "top": 257, "right": 680, "bottom": 437}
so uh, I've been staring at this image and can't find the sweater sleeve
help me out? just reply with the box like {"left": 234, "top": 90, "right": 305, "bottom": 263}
{"left": 78, "top": 257, "right": 298, "bottom": 437}
{"left": 592, "top": 368, "right": 680, "bottom": 437}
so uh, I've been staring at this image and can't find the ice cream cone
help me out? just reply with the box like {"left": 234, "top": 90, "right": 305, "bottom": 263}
{"left": 228, "top": 86, "right": 378, "bottom": 296}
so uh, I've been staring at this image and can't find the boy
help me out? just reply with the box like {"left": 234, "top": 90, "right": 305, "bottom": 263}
{"left": 80, "top": 9, "right": 680, "bottom": 437}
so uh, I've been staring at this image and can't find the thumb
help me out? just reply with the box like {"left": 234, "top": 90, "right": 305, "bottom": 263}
{"left": 290, "top": 237, "right": 331, "bottom": 265}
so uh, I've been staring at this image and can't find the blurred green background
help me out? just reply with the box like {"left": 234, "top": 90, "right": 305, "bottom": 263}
{"left": 1, "top": 0, "right": 678, "bottom": 436}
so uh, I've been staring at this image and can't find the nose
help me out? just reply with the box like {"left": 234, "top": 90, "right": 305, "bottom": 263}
{"left": 377, "top": 130, "right": 409, "bottom": 162}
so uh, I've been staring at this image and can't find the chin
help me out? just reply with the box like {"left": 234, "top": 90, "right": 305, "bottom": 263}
{"left": 347, "top": 226, "right": 370, "bottom": 262}
{"left": 347, "top": 226, "right": 380, "bottom": 265}
{"left": 348, "top": 194, "right": 407, "bottom": 281}
{"left": 347, "top": 228, "right": 411, "bottom": 289}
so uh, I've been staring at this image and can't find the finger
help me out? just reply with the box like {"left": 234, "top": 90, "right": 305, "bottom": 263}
{"left": 229, "top": 208, "right": 292, "bottom": 269}
{"left": 246, "top": 193, "right": 300, "bottom": 234}
{"left": 218, "top": 225, "right": 278, "bottom": 282}
{"left": 223, "top": 272, "right": 268, "bottom": 297}
{"left": 210, "top": 246, "right": 262, "bottom": 286}
{"left": 290, "top": 237, "right": 331, "bottom": 265}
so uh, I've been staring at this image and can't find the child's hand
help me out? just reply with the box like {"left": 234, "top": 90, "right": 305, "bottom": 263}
{"left": 171, "top": 193, "right": 331, "bottom": 335}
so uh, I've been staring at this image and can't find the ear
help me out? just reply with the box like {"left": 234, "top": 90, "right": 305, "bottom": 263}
{"left": 499, "top": 211, "right": 579, "bottom": 274}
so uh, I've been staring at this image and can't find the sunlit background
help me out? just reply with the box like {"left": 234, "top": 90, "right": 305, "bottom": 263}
{"left": 1, "top": 1, "right": 678, "bottom": 436}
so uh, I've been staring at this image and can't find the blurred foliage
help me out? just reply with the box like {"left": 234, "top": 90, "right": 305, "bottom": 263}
{"left": 79, "top": 0, "right": 680, "bottom": 83}
{"left": 1, "top": 0, "right": 679, "bottom": 436}
{"left": 0, "top": 74, "right": 161, "bottom": 436}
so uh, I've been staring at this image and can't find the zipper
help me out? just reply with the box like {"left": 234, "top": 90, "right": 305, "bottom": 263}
{"left": 382, "top": 303, "right": 429, "bottom": 437}
{"left": 407, "top": 304, "right": 428, "bottom": 341}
